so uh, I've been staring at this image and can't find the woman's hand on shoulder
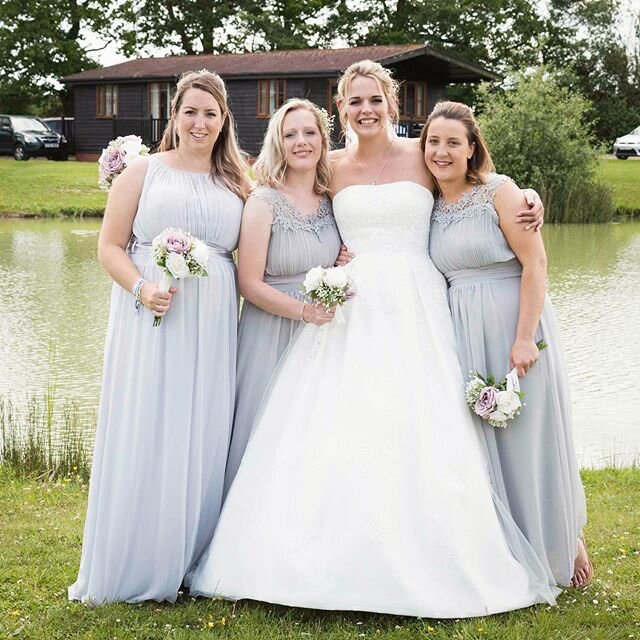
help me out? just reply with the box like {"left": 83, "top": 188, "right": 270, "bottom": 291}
{"left": 518, "top": 188, "right": 544, "bottom": 232}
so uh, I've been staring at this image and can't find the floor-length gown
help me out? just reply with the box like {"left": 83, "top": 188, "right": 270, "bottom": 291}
{"left": 429, "top": 173, "right": 587, "bottom": 587}
{"left": 189, "top": 181, "right": 560, "bottom": 618}
{"left": 224, "top": 187, "right": 341, "bottom": 495}
{"left": 69, "top": 156, "right": 243, "bottom": 604}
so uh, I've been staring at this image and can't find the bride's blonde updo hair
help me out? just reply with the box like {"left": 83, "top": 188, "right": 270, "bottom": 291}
{"left": 335, "top": 60, "right": 400, "bottom": 135}
{"left": 253, "top": 98, "right": 332, "bottom": 195}
{"left": 160, "top": 70, "right": 251, "bottom": 201}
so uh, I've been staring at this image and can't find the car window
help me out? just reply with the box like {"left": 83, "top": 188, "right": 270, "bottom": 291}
{"left": 0, "top": 117, "right": 10, "bottom": 127}
{"left": 10, "top": 117, "right": 50, "bottom": 132}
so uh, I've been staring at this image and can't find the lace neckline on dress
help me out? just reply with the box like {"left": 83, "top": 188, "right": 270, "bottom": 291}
{"left": 252, "top": 187, "right": 334, "bottom": 238}
{"left": 432, "top": 174, "right": 510, "bottom": 228}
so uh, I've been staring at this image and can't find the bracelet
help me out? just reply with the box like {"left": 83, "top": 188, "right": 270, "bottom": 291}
{"left": 300, "top": 303, "right": 308, "bottom": 323}
{"left": 132, "top": 277, "right": 147, "bottom": 314}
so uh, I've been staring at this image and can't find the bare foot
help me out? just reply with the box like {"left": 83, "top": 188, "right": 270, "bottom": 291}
{"left": 571, "top": 537, "right": 593, "bottom": 588}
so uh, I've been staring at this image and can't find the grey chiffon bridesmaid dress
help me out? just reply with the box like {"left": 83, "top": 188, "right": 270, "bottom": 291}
{"left": 223, "top": 186, "right": 341, "bottom": 494}
{"left": 69, "top": 155, "right": 242, "bottom": 604}
{"left": 429, "top": 173, "right": 587, "bottom": 587}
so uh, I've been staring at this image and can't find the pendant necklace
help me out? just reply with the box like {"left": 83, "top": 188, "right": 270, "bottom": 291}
{"left": 355, "top": 138, "right": 394, "bottom": 186}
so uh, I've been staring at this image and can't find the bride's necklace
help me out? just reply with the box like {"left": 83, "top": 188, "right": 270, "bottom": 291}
{"left": 355, "top": 138, "right": 394, "bottom": 186}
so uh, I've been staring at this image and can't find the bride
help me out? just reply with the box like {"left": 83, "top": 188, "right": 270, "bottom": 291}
{"left": 189, "top": 60, "right": 559, "bottom": 617}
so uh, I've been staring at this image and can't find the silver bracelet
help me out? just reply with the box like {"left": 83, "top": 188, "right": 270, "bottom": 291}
{"left": 132, "top": 277, "right": 147, "bottom": 314}
{"left": 300, "top": 303, "right": 308, "bottom": 323}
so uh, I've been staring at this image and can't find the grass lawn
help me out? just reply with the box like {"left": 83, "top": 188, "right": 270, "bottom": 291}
{"left": 0, "top": 157, "right": 106, "bottom": 216}
{"left": 0, "top": 155, "right": 638, "bottom": 219}
{"left": 1, "top": 468, "right": 638, "bottom": 640}
{"left": 598, "top": 157, "right": 640, "bottom": 213}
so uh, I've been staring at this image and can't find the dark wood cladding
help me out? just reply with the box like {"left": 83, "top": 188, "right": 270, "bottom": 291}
{"left": 70, "top": 64, "right": 466, "bottom": 158}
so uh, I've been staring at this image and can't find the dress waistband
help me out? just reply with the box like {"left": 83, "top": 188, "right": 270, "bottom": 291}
{"left": 447, "top": 260, "right": 522, "bottom": 287}
{"left": 127, "top": 236, "right": 234, "bottom": 262}
{"left": 263, "top": 273, "right": 305, "bottom": 288}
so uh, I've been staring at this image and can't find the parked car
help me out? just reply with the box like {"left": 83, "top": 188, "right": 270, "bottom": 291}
{"left": 41, "top": 117, "right": 75, "bottom": 154}
{"left": 0, "top": 115, "right": 69, "bottom": 160}
{"left": 613, "top": 126, "right": 640, "bottom": 159}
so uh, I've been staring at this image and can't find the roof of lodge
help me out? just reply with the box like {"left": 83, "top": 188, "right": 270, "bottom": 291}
{"left": 63, "top": 44, "right": 499, "bottom": 84}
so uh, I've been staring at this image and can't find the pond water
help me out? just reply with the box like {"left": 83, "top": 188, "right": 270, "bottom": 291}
{"left": 1, "top": 218, "right": 639, "bottom": 467}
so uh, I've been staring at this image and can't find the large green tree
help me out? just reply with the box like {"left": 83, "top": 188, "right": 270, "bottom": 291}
{"left": 0, "top": 0, "right": 113, "bottom": 113}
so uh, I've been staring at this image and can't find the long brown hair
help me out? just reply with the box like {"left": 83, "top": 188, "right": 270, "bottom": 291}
{"left": 160, "top": 70, "right": 251, "bottom": 201}
{"left": 253, "top": 99, "right": 332, "bottom": 195}
{"left": 420, "top": 101, "right": 495, "bottom": 186}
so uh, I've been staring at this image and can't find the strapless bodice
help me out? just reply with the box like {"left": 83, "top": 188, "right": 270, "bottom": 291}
{"left": 332, "top": 182, "right": 434, "bottom": 257}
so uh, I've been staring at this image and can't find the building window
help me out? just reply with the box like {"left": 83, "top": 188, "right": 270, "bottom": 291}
{"left": 149, "top": 82, "right": 173, "bottom": 119}
{"left": 399, "top": 81, "right": 427, "bottom": 120}
{"left": 96, "top": 85, "right": 118, "bottom": 117}
{"left": 257, "top": 79, "right": 286, "bottom": 117}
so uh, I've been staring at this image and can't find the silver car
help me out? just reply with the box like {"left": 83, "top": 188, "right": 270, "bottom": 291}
{"left": 613, "top": 126, "right": 640, "bottom": 159}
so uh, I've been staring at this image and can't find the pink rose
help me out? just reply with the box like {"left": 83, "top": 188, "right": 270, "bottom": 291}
{"left": 165, "top": 232, "right": 190, "bottom": 254}
{"left": 102, "top": 147, "right": 124, "bottom": 177}
{"left": 474, "top": 386, "right": 498, "bottom": 419}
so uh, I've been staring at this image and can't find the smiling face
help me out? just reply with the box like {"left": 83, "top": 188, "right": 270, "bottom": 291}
{"left": 423, "top": 116, "right": 476, "bottom": 185}
{"left": 173, "top": 87, "right": 225, "bottom": 154}
{"left": 281, "top": 107, "right": 322, "bottom": 173}
{"left": 343, "top": 74, "right": 390, "bottom": 139}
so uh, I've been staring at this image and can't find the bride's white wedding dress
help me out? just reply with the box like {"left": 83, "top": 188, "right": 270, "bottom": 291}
{"left": 190, "top": 182, "right": 559, "bottom": 617}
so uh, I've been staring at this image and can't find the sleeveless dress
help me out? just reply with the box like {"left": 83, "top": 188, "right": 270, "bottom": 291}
{"left": 68, "top": 155, "right": 243, "bottom": 605}
{"left": 190, "top": 181, "right": 559, "bottom": 617}
{"left": 224, "top": 187, "right": 341, "bottom": 494}
{"left": 429, "top": 173, "right": 587, "bottom": 587}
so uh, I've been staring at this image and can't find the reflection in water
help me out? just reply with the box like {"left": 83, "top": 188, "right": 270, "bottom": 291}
{"left": 1, "top": 219, "right": 639, "bottom": 467}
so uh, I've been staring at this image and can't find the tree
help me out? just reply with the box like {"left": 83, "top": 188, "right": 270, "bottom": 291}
{"left": 0, "top": 0, "right": 113, "bottom": 114}
{"left": 478, "top": 68, "right": 615, "bottom": 223}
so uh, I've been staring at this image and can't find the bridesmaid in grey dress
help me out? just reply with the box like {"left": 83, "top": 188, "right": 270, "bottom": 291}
{"left": 224, "top": 99, "right": 341, "bottom": 494}
{"left": 69, "top": 71, "right": 251, "bottom": 604}
{"left": 424, "top": 101, "right": 592, "bottom": 588}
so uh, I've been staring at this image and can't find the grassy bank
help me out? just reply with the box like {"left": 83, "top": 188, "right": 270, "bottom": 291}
{"left": 0, "top": 157, "right": 106, "bottom": 216}
{"left": 1, "top": 155, "right": 639, "bottom": 219}
{"left": 598, "top": 156, "right": 640, "bottom": 216}
{"left": 0, "top": 467, "right": 638, "bottom": 640}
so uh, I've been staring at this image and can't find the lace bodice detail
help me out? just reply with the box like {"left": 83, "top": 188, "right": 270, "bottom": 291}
{"left": 252, "top": 186, "right": 335, "bottom": 239}
{"left": 333, "top": 181, "right": 434, "bottom": 257}
{"left": 432, "top": 174, "right": 512, "bottom": 228}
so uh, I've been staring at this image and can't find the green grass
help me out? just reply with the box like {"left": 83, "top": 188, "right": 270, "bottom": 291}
{"left": 598, "top": 157, "right": 640, "bottom": 215}
{"left": 0, "top": 157, "right": 106, "bottom": 216}
{"left": 0, "top": 155, "right": 638, "bottom": 219}
{"left": 0, "top": 467, "right": 638, "bottom": 640}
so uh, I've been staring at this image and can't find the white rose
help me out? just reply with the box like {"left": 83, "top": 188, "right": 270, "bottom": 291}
{"left": 488, "top": 409, "right": 509, "bottom": 426}
{"left": 323, "top": 266, "right": 348, "bottom": 289}
{"left": 192, "top": 240, "right": 209, "bottom": 268}
{"left": 166, "top": 253, "right": 191, "bottom": 279}
{"left": 303, "top": 266, "right": 325, "bottom": 293}
{"left": 120, "top": 136, "right": 146, "bottom": 164}
{"left": 495, "top": 390, "right": 522, "bottom": 417}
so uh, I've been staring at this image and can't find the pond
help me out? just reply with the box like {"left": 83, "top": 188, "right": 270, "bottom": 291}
{"left": 1, "top": 218, "right": 639, "bottom": 467}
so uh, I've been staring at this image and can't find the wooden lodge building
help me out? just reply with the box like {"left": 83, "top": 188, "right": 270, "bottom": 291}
{"left": 62, "top": 44, "right": 499, "bottom": 161}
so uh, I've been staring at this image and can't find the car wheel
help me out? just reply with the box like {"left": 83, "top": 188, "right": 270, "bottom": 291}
{"left": 13, "top": 144, "right": 29, "bottom": 160}
{"left": 615, "top": 155, "right": 628, "bottom": 160}
{"left": 53, "top": 152, "right": 69, "bottom": 161}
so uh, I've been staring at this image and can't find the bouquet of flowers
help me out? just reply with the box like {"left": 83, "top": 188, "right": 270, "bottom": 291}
{"left": 465, "top": 341, "right": 548, "bottom": 428}
{"left": 151, "top": 228, "right": 209, "bottom": 326}
{"left": 98, "top": 135, "right": 150, "bottom": 191}
{"left": 301, "top": 266, "right": 355, "bottom": 325}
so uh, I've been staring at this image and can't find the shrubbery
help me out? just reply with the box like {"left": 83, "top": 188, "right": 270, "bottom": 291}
{"left": 478, "top": 68, "right": 616, "bottom": 223}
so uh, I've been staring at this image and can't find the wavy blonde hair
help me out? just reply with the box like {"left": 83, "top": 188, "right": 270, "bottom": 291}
{"left": 253, "top": 98, "right": 332, "bottom": 195}
{"left": 335, "top": 60, "right": 400, "bottom": 135}
{"left": 419, "top": 101, "right": 495, "bottom": 187}
{"left": 160, "top": 70, "right": 251, "bottom": 201}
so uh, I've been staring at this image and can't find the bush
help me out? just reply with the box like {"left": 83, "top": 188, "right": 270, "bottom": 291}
{"left": 477, "top": 68, "right": 616, "bottom": 223}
